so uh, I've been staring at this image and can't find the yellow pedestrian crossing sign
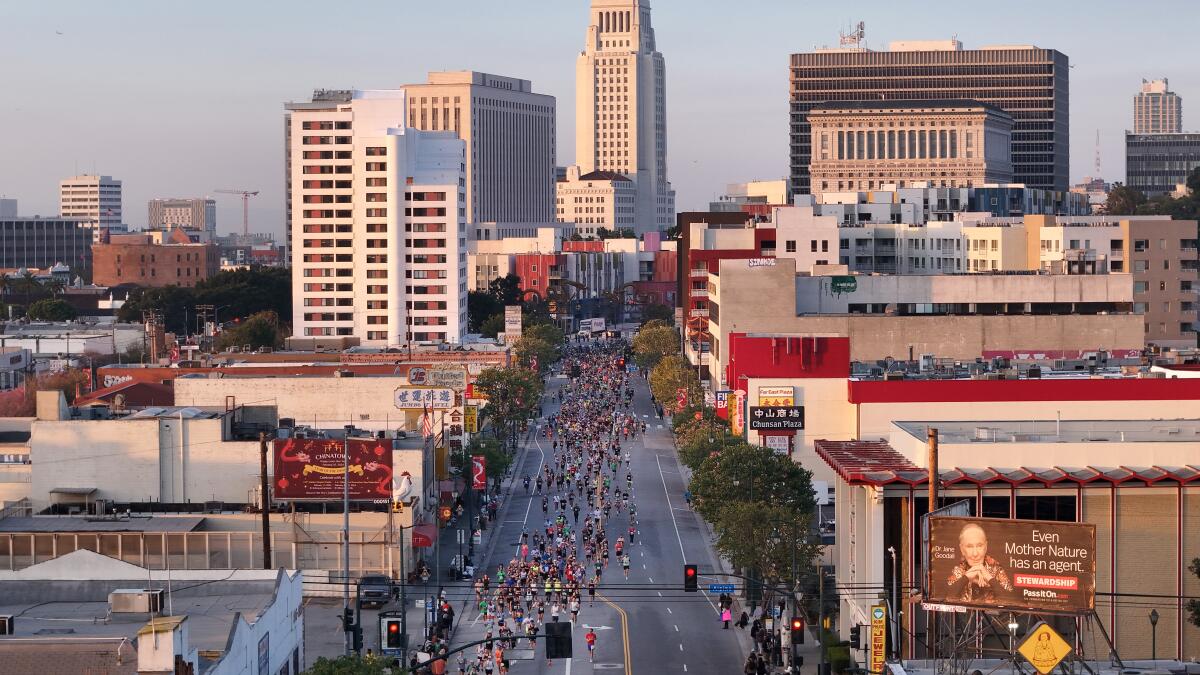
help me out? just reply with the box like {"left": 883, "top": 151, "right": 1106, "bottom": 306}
{"left": 1018, "top": 622, "right": 1073, "bottom": 675}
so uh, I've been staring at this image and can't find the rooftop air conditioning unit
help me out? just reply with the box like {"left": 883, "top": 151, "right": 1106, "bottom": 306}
{"left": 109, "top": 589, "right": 164, "bottom": 615}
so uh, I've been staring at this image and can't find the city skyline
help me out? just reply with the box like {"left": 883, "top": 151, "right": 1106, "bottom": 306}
{"left": 1, "top": 0, "right": 1198, "bottom": 239}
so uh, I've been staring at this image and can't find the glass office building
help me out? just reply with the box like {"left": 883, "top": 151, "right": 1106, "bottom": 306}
{"left": 1125, "top": 132, "right": 1200, "bottom": 197}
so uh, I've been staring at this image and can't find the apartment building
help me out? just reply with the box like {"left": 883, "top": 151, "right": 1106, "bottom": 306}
{"left": 807, "top": 100, "right": 1014, "bottom": 198}
{"left": 147, "top": 197, "right": 217, "bottom": 233}
{"left": 287, "top": 90, "right": 467, "bottom": 346}
{"left": 1133, "top": 78, "right": 1182, "bottom": 134}
{"left": 59, "top": 175, "right": 122, "bottom": 241}
{"left": 555, "top": 166, "right": 638, "bottom": 230}
{"left": 790, "top": 39, "right": 1069, "bottom": 195}
{"left": 964, "top": 215, "right": 1198, "bottom": 347}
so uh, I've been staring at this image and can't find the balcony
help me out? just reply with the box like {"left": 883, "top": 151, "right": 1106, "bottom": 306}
{"left": 690, "top": 288, "right": 708, "bottom": 298}
{"left": 689, "top": 308, "right": 709, "bottom": 318}
{"left": 690, "top": 268, "right": 708, "bottom": 278}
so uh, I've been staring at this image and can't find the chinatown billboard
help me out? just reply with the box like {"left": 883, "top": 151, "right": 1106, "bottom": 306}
{"left": 273, "top": 438, "right": 395, "bottom": 501}
{"left": 927, "top": 516, "right": 1096, "bottom": 613}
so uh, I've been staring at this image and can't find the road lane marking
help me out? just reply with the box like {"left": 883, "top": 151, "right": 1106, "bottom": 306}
{"left": 657, "top": 452, "right": 720, "bottom": 614}
{"left": 678, "top": 643, "right": 684, "bottom": 651}
{"left": 598, "top": 594, "right": 633, "bottom": 675}
{"left": 674, "top": 625, "right": 679, "bottom": 632}
{"left": 666, "top": 607, "right": 672, "bottom": 614}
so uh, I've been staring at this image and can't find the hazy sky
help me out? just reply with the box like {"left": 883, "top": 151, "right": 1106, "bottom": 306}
{"left": 2, "top": 0, "right": 1197, "bottom": 239}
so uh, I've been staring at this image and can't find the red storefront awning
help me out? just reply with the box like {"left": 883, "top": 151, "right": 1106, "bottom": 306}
{"left": 411, "top": 523, "right": 438, "bottom": 548}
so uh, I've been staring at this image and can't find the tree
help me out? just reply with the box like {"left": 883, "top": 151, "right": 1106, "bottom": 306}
{"left": 711, "top": 501, "right": 819, "bottom": 586}
{"left": 479, "top": 313, "right": 505, "bottom": 339}
{"left": 474, "top": 366, "right": 544, "bottom": 446}
{"left": 302, "top": 654, "right": 395, "bottom": 675}
{"left": 689, "top": 441, "right": 816, "bottom": 525}
{"left": 214, "top": 311, "right": 284, "bottom": 351}
{"left": 194, "top": 267, "right": 292, "bottom": 325}
{"left": 524, "top": 322, "right": 566, "bottom": 349}
{"left": 641, "top": 303, "right": 674, "bottom": 325}
{"left": 487, "top": 274, "right": 524, "bottom": 306}
{"left": 0, "top": 369, "right": 91, "bottom": 417}
{"left": 467, "top": 436, "right": 513, "bottom": 491}
{"left": 514, "top": 335, "right": 557, "bottom": 373}
{"left": 1190, "top": 558, "right": 1200, "bottom": 628}
{"left": 1105, "top": 184, "right": 1146, "bottom": 215}
{"left": 648, "top": 354, "right": 700, "bottom": 410}
{"left": 468, "top": 290, "right": 503, "bottom": 333}
{"left": 26, "top": 298, "right": 76, "bottom": 321}
{"left": 677, "top": 429, "right": 728, "bottom": 470}
{"left": 633, "top": 324, "right": 679, "bottom": 370}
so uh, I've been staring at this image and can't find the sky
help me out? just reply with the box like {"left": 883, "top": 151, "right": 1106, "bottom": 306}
{"left": 1, "top": 0, "right": 1198, "bottom": 240}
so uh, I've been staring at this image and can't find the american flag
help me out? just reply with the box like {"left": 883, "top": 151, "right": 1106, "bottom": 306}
{"left": 421, "top": 399, "right": 434, "bottom": 438}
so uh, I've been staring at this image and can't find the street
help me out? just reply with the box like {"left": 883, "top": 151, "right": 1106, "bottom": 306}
{"left": 447, "top": 349, "right": 747, "bottom": 673}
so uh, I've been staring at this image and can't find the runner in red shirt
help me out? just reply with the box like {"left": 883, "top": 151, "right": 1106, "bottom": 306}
{"left": 585, "top": 628, "right": 597, "bottom": 662}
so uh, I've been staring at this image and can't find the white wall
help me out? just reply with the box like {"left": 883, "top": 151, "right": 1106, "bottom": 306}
{"left": 208, "top": 571, "right": 305, "bottom": 675}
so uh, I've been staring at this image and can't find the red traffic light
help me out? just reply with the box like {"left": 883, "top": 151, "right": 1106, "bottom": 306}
{"left": 388, "top": 623, "right": 399, "bottom": 633}
{"left": 685, "top": 567, "right": 695, "bottom": 577}
{"left": 791, "top": 617, "right": 804, "bottom": 630}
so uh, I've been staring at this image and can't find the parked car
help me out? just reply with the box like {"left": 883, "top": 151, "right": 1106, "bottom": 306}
{"left": 358, "top": 574, "right": 392, "bottom": 608}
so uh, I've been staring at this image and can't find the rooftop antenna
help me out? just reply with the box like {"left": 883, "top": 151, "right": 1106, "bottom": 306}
{"left": 1094, "top": 129, "right": 1102, "bottom": 177}
{"left": 839, "top": 21, "right": 865, "bottom": 49}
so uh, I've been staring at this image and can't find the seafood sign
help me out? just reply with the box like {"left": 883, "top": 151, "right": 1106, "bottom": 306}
{"left": 272, "top": 438, "right": 393, "bottom": 500}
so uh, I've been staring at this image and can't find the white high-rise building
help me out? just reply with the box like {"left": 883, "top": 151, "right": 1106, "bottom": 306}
{"left": 287, "top": 90, "right": 467, "bottom": 346}
{"left": 59, "top": 175, "right": 122, "bottom": 240}
{"left": 575, "top": 0, "right": 674, "bottom": 234}
{"left": 148, "top": 198, "right": 217, "bottom": 233}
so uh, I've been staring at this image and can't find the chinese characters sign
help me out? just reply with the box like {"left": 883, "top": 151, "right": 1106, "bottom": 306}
{"left": 393, "top": 387, "right": 455, "bottom": 409}
{"left": 748, "top": 406, "right": 805, "bottom": 430}
{"left": 272, "top": 438, "right": 394, "bottom": 501}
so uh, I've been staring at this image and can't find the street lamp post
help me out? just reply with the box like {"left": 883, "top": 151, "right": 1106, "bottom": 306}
{"left": 1149, "top": 609, "right": 1159, "bottom": 661}
{"left": 887, "top": 546, "right": 898, "bottom": 659}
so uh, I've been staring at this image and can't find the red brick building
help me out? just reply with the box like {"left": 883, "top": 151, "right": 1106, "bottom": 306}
{"left": 92, "top": 230, "right": 219, "bottom": 288}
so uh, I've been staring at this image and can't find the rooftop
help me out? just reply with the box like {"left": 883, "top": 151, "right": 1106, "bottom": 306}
{"left": 894, "top": 418, "right": 1200, "bottom": 444}
{"left": 809, "top": 99, "right": 1009, "bottom": 116}
{"left": 0, "top": 516, "right": 205, "bottom": 533}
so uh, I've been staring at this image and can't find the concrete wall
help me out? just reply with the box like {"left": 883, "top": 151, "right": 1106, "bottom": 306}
{"left": 209, "top": 571, "right": 304, "bottom": 675}
{"left": 29, "top": 417, "right": 258, "bottom": 511}
{"left": 175, "top": 376, "right": 422, "bottom": 432}
{"left": 796, "top": 273, "right": 1133, "bottom": 314}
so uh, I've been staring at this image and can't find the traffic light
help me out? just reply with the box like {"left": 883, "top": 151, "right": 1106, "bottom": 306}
{"left": 545, "top": 621, "right": 573, "bottom": 658}
{"left": 352, "top": 622, "right": 363, "bottom": 653}
{"left": 340, "top": 607, "right": 354, "bottom": 632}
{"left": 790, "top": 616, "right": 805, "bottom": 645}
{"left": 849, "top": 624, "right": 862, "bottom": 649}
{"left": 384, "top": 618, "right": 403, "bottom": 650}
{"left": 683, "top": 564, "right": 698, "bottom": 592}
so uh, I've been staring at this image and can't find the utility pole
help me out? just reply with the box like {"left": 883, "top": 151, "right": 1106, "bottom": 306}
{"left": 927, "top": 427, "right": 939, "bottom": 514}
{"left": 818, "top": 563, "right": 826, "bottom": 675}
{"left": 259, "top": 432, "right": 272, "bottom": 570}
{"left": 342, "top": 424, "right": 353, "bottom": 656}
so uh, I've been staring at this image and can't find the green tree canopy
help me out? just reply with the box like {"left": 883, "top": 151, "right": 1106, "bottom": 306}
{"left": 468, "top": 290, "right": 503, "bottom": 333}
{"left": 488, "top": 274, "right": 524, "bottom": 306}
{"left": 524, "top": 322, "right": 566, "bottom": 349}
{"left": 1104, "top": 184, "right": 1146, "bottom": 216}
{"left": 302, "top": 654, "right": 396, "bottom": 675}
{"left": 641, "top": 303, "right": 674, "bottom": 325}
{"left": 474, "top": 366, "right": 544, "bottom": 440}
{"left": 26, "top": 298, "right": 76, "bottom": 321}
{"left": 117, "top": 267, "right": 291, "bottom": 335}
{"left": 215, "top": 311, "right": 284, "bottom": 351}
{"left": 514, "top": 335, "right": 557, "bottom": 373}
{"left": 633, "top": 324, "right": 679, "bottom": 370}
{"left": 689, "top": 441, "right": 817, "bottom": 525}
{"left": 711, "top": 502, "right": 819, "bottom": 586}
{"left": 467, "top": 436, "right": 512, "bottom": 490}
{"left": 649, "top": 354, "right": 700, "bottom": 411}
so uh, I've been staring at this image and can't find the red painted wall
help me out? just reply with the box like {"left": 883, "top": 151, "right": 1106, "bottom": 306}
{"left": 512, "top": 253, "right": 563, "bottom": 297}
{"left": 726, "top": 334, "right": 851, "bottom": 386}
{"left": 562, "top": 241, "right": 605, "bottom": 253}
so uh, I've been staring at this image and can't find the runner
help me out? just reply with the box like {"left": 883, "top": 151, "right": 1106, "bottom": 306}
{"left": 585, "top": 627, "right": 598, "bottom": 662}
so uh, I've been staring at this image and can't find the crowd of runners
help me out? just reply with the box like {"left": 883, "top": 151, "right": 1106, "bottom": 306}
{"left": 458, "top": 340, "right": 643, "bottom": 673}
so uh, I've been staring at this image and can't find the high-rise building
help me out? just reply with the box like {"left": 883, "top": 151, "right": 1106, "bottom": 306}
{"left": 59, "top": 175, "right": 122, "bottom": 238}
{"left": 403, "top": 71, "right": 556, "bottom": 225}
{"left": 807, "top": 100, "right": 1014, "bottom": 198}
{"left": 1125, "top": 132, "right": 1200, "bottom": 197}
{"left": 148, "top": 198, "right": 217, "bottom": 233}
{"left": 789, "top": 39, "right": 1069, "bottom": 195}
{"left": 286, "top": 90, "right": 467, "bottom": 346}
{"left": 555, "top": 166, "right": 637, "bottom": 230}
{"left": 576, "top": 0, "right": 675, "bottom": 233}
{"left": 0, "top": 199, "right": 16, "bottom": 218}
{"left": 1133, "top": 79, "right": 1182, "bottom": 134}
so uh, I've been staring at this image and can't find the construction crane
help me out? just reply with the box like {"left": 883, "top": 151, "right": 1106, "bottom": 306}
{"left": 214, "top": 189, "right": 260, "bottom": 236}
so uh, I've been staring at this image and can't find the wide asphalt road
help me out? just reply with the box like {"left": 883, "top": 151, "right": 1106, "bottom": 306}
{"left": 450, "top": 363, "right": 745, "bottom": 674}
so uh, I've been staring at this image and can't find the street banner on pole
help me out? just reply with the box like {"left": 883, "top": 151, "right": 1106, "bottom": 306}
{"left": 471, "top": 455, "right": 487, "bottom": 490}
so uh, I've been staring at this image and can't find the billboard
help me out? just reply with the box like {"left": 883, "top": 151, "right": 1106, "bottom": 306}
{"left": 927, "top": 516, "right": 1096, "bottom": 613}
{"left": 504, "top": 305, "right": 522, "bottom": 342}
{"left": 273, "top": 438, "right": 394, "bottom": 501}
{"left": 748, "top": 406, "right": 805, "bottom": 430}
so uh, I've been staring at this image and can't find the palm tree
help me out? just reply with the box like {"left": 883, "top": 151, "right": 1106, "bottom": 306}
{"left": 19, "top": 271, "right": 37, "bottom": 307}
{"left": 44, "top": 279, "right": 65, "bottom": 297}
{"left": 0, "top": 274, "right": 9, "bottom": 298}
